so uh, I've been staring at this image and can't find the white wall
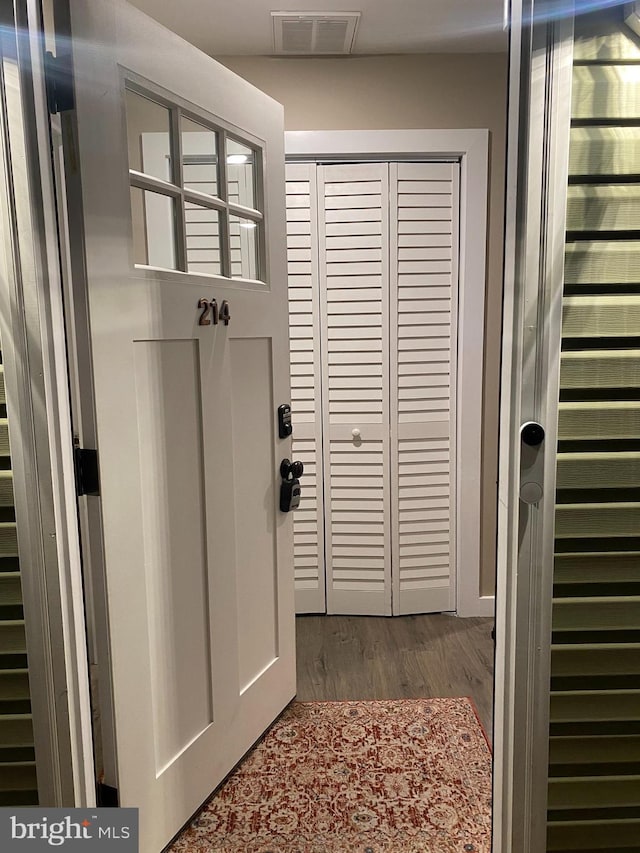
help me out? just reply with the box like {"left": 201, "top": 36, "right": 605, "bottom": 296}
{"left": 218, "top": 53, "right": 507, "bottom": 597}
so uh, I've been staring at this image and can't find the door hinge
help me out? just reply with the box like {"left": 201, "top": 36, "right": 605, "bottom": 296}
{"left": 96, "top": 782, "right": 119, "bottom": 807}
{"left": 74, "top": 445, "right": 100, "bottom": 496}
{"left": 45, "top": 50, "right": 74, "bottom": 114}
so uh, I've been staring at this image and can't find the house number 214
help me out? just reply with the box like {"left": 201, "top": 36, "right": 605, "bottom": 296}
{"left": 198, "top": 297, "right": 230, "bottom": 327}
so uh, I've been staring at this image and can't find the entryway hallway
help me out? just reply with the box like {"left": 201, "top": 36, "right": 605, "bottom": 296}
{"left": 296, "top": 614, "right": 494, "bottom": 737}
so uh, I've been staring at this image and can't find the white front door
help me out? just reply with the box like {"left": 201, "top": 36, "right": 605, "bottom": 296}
{"left": 61, "top": 1, "right": 295, "bottom": 849}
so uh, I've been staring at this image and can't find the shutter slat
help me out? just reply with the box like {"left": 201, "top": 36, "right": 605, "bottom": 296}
{"left": 556, "top": 453, "right": 640, "bottom": 489}
{"left": 560, "top": 351, "right": 640, "bottom": 390}
{"left": 563, "top": 296, "right": 640, "bottom": 338}
{"left": 572, "top": 65, "right": 640, "bottom": 120}
{"left": 566, "top": 186, "right": 640, "bottom": 232}
{"left": 558, "top": 403, "right": 640, "bottom": 441}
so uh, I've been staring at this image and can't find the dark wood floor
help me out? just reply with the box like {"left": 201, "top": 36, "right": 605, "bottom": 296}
{"left": 296, "top": 613, "right": 495, "bottom": 739}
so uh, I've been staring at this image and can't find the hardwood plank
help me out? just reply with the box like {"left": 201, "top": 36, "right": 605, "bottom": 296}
{"left": 296, "top": 613, "right": 495, "bottom": 739}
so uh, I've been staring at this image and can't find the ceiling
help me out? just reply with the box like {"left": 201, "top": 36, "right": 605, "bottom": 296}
{"left": 129, "top": 0, "right": 508, "bottom": 56}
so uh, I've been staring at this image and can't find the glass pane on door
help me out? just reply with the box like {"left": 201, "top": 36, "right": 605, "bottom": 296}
{"left": 125, "top": 90, "right": 172, "bottom": 182}
{"left": 185, "top": 203, "right": 223, "bottom": 276}
{"left": 181, "top": 117, "right": 219, "bottom": 197}
{"left": 130, "top": 187, "right": 178, "bottom": 269}
{"left": 229, "top": 214, "right": 258, "bottom": 280}
{"left": 226, "top": 138, "right": 257, "bottom": 210}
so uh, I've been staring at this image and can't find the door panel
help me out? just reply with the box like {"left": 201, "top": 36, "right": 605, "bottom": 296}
{"left": 390, "top": 162, "right": 459, "bottom": 615}
{"left": 133, "top": 339, "right": 213, "bottom": 773}
{"left": 63, "top": 1, "right": 294, "bottom": 849}
{"left": 319, "top": 164, "right": 391, "bottom": 616}
{"left": 229, "top": 336, "right": 280, "bottom": 691}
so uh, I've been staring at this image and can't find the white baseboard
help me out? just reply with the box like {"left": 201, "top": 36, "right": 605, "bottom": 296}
{"left": 458, "top": 594, "right": 495, "bottom": 618}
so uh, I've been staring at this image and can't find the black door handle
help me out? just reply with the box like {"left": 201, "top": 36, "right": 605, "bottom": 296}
{"left": 280, "top": 458, "right": 304, "bottom": 480}
{"left": 279, "top": 459, "right": 303, "bottom": 512}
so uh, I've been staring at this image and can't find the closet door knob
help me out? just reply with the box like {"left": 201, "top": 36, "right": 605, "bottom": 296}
{"left": 352, "top": 428, "right": 361, "bottom": 438}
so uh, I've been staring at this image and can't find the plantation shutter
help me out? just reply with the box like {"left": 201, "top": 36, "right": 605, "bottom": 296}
{"left": 547, "top": 10, "right": 640, "bottom": 851}
{"left": 318, "top": 163, "right": 391, "bottom": 615}
{"left": 286, "top": 164, "right": 326, "bottom": 613}
{"left": 0, "top": 350, "right": 37, "bottom": 805}
{"left": 389, "top": 163, "right": 459, "bottom": 615}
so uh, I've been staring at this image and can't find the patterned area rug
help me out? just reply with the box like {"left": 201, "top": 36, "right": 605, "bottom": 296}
{"left": 169, "top": 698, "right": 492, "bottom": 853}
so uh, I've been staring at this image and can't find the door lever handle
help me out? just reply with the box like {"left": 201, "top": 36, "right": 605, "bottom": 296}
{"left": 279, "top": 459, "right": 303, "bottom": 512}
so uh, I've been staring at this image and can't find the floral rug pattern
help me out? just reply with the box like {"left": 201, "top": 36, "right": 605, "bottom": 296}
{"left": 169, "top": 698, "right": 492, "bottom": 853}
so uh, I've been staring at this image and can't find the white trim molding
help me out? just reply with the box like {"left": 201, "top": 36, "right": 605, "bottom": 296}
{"left": 285, "top": 129, "right": 491, "bottom": 618}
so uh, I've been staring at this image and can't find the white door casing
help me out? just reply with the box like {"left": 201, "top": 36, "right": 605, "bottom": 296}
{"left": 62, "top": 2, "right": 295, "bottom": 850}
{"left": 285, "top": 131, "right": 489, "bottom": 618}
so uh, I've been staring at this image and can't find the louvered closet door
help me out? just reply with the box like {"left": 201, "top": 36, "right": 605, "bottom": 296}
{"left": 390, "top": 163, "right": 459, "bottom": 615}
{"left": 319, "top": 164, "right": 391, "bottom": 615}
{"left": 286, "top": 164, "right": 325, "bottom": 613}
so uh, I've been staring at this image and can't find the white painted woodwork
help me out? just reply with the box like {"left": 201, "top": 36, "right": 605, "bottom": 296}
{"left": 287, "top": 160, "right": 460, "bottom": 617}
{"left": 66, "top": 2, "right": 294, "bottom": 850}
{"left": 285, "top": 164, "right": 325, "bottom": 613}
{"left": 319, "top": 163, "right": 391, "bottom": 616}
{"left": 133, "top": 340, "right": 214, "bottom": 771}
{"left": 390, "top": 162, "right": 459, "bottom": 615}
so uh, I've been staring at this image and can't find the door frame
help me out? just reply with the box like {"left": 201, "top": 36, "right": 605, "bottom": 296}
{"left": 0, "top": 0, "right": 94, "bottom": 806}
{"left": 285, "top": 129, "right": 490, "bottom": 618}
{"left": 493, "top": 3, "right": 574, "bottom": 851}
{"left": 4, "top": 0, "right": 583, "bottom": 844}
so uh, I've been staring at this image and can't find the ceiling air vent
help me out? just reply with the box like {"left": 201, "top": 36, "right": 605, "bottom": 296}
{"left": 272, "top": 11, "right": 361, "bottom": 55}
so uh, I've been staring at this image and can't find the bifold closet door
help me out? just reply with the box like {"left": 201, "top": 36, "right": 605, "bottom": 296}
{"left": 319, "top": 164, "right": 392, "bottom": 615}
{"left": 390, "top": 162, "right": 459, "bottom": 615}
{"left": 286, "top": 160, "right": 459, "bottom": 617}
{"left": 286, "top": 164, "right": 326, "bottom": 613}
